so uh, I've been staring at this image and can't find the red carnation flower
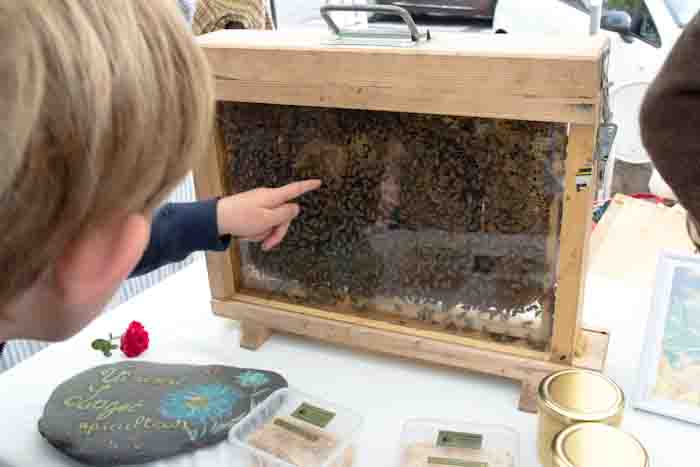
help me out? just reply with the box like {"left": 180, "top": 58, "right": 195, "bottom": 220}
{"left": 120, "top": 321, "right": 150, "bottom": 358}
{"left": 91, "top": 321, "right": 150, "bottom": 358}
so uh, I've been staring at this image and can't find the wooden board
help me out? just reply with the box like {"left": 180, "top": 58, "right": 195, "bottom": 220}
{"left": 233, "top": 290, "right": 550, "bottom": 361}
{"left": 198, "top": 30, "right": 608, "bottom": 125}
{"left": 589, "top": 194, "right": 694, "bottom": 288}
{"left": 197, "top": 29, "right": 610, "bottom": 60}
{"left": 550, "top": 124, "right": 598, "bottom": 364}
{"left": 212, "top": 298, "right": 609, "bottom": 413}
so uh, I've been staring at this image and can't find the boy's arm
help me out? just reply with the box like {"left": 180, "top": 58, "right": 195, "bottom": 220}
{"left": 640, "top": 13, "right": 700, "bottom": 220}
{"left": 129, "top": 199, "right": 231, "bottom": 278}
{"left": 127, "top": 2, "right": 211, "bottom": 278}
{"left": 129, "top": 180, "right": 320, "bottom": 278}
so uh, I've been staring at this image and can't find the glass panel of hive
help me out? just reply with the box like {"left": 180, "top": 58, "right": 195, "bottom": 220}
{"left": 219, "top": 102, "right": 568, "bottom": 351}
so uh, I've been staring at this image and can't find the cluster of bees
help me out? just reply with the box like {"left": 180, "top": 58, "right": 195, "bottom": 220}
{"left": 219, "top": 103, "right": 567, "bottom": 343}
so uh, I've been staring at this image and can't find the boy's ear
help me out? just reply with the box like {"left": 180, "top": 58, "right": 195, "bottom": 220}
{"left": 55, "top": 213, "right": 150, "bottom": 306}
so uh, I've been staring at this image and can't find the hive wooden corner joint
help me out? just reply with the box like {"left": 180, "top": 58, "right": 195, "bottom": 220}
{"left": 194, "top": 28, "right": 611, "bottom": 413}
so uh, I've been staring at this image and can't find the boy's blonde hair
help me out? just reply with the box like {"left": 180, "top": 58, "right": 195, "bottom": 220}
{"left": 0, "top": 0, "right": 214, "bottom": 305}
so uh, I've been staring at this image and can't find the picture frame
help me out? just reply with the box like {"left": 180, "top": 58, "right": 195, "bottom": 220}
{"left": 635, "top": 249, "right": 700, "bottom": 424}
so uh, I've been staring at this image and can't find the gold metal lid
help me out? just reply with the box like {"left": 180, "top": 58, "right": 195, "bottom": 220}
{"left": 553, "top": 423, "right": 649, "bottom": 467}
{"left": 537, "top": 369, "right": 624, "bottom": 424}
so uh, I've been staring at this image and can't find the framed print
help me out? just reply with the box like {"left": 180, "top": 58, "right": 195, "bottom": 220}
{"left": 636, "top": 250, "right": 700, "bottom": 424}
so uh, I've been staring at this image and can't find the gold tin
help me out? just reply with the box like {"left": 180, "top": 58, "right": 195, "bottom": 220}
{"left": 537, "top": 369, "right": 625, "bottom": 467}
{"left": 552, "top": 423, "right": 649, "bottom": 467}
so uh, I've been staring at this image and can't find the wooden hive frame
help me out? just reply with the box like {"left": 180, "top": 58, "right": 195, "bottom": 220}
{"left": 194, "top": 29, "right": 611, "bottom": 412}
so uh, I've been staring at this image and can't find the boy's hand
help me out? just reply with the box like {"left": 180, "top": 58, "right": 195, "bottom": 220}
{"left": 216, "top": 179, "right": 321, "bottom": 251}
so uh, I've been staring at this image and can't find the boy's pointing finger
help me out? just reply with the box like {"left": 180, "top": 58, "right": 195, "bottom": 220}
{"left": 261, "top": 179, "right": 321, "bottom": 207}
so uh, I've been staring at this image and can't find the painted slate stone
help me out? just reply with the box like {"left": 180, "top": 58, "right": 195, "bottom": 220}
{"left": 38, "top": 362, "right": 287, "bottom": 466}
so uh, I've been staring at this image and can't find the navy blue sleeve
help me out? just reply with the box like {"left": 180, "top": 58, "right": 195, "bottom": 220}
{"left": 129, "top": 199, "right": 231, "bottom": 278}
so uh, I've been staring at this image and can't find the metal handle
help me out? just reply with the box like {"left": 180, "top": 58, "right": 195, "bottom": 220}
{"left": 320, "top": 4, "right": 428, "bottom": 43}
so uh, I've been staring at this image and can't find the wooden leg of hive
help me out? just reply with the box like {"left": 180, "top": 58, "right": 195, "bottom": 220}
{"left": 240, "top": 321, "right": 272, "bottom": 350}
{"left": 518, "top": 372, "right": 548, "bottom": 413}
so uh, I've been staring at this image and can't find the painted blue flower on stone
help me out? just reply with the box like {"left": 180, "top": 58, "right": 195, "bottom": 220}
{"left": 160, "top": 384, "right": 240, "bottom": 423}
{"left": 236, "top": 371, "right": 270, "bottom": 388}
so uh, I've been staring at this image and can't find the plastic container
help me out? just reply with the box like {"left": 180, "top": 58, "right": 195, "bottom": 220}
{"left": 397, "top": 418, "right": 519, "bottom": 467}
{"left": 228, "top": 388, "right": 363, "bottom": 467}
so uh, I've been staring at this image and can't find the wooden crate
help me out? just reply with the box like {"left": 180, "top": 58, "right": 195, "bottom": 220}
{"left": 194, "top": 28, "right": 611, "bottom": 412}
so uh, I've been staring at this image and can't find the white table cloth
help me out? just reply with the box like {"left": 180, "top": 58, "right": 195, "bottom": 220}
{"left": 0, "top": 258, "right": 696, "bottom": 467}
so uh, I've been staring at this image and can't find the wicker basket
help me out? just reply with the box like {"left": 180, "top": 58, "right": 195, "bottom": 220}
{"left": 194, "top": 0, "right": 273, "bottom": 35}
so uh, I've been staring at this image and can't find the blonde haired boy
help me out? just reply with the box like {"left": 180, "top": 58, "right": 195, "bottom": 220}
{"left": 0, "top": 0, "right": 318, "bottom": 347}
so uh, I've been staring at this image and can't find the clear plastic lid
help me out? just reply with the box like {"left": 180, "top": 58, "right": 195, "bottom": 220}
{"left": 397, "top": 418, "right": 519, "bottom": 467}
{"left": 228, "top": 387, "right": 363, "bottom": 467}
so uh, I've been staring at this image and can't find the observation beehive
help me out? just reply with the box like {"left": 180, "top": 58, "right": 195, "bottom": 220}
{"left": 194, "top": 17, "right": 611, "bottom": 411}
